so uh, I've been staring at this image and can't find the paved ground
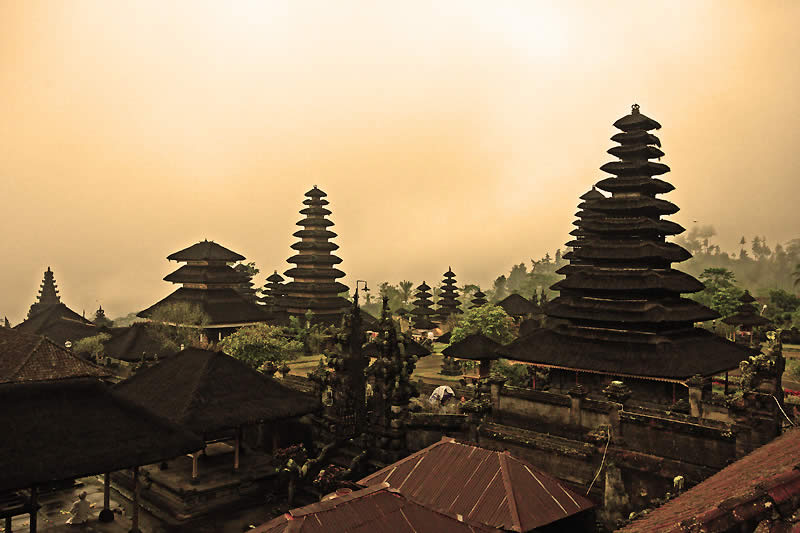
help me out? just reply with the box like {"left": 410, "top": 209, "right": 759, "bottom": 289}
{"left": 8, "top": 476, "right": 162, "bottom": 533}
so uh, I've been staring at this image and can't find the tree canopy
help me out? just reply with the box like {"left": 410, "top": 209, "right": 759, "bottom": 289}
{"left": 450, "top": 304, "right": 516, "bottom": 345}
{"left": 218, "top": 323, "right": 302, "bottom": 371}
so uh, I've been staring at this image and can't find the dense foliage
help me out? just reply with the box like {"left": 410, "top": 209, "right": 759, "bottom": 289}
{"left": 73, "top": 333, "right": 111, "bottom": 361}
{"left": 450, "top": 304, "right": 516, "bottom": 345}
{"left": 146, "top": 302, "right": 210, "bottom": 352}
{"left": 218, "top": 323, "right": 302, "bottom": 370}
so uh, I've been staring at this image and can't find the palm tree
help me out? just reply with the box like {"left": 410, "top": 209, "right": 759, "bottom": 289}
{"left": 399, "top": 280, "right": 413, "bottom": 304}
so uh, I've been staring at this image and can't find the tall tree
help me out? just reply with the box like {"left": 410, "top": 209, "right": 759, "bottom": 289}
{"left": 398, "top": 280, "right": 413, "bottom": 303}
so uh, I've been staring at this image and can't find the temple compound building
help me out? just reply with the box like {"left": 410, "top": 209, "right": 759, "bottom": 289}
{"left": 282, "top": 186, "right": 350, "bottom": 323}
{"left": 138, "top": 240, "right": 268, "bottom": 341}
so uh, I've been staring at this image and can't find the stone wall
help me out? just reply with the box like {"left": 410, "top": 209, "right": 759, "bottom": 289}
{"left": 406, "top": 413, "right": 469, "bottom": 451}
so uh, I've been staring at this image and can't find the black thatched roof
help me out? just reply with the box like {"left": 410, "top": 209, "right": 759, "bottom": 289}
{"left": 115, "top": 348, "right": 319, "bottom": 434}
{"left": 442, "top": 334, "right": 502, "bottom": 361}
{"left": 163, "top": 264, "right": 247, "bottom": 284}
{"left": 497, "top": 294, "right": 536, "bottom": 316}
{"left": 518, "top": 318, "right": 541, "bottom": 338}
{"left": 0, "top": 328, "right": 110, "bottom": 384}
{"left": 436, "top": 331, "right": 451, "bottom": 344}
{"left": 612, "top": 104, "right": 662, "bottom": 131}
{"left": 499, "top": 327, "right": 752, "bottom": 380}
{"left": 722, "top": 292, "right": 770, "bottom": 327}
{"left": 14, "top": 303, "right": 100, "bottom": 346}
{"left": 167, "top": 240, "right": 245, "bottom": 262}
{"left": 412, "top": 317, "right": 438, "bottom": 330}
{"left": 102, "top": 323, "right": 174, "bottom": 362}
{"left": 0, "top": 379, "right": 203, "bottom": 491}
{"left": 266, "top": 271, "right": 285, "bottom": 283}
{"left": 137, "top": 287, "right": 269, "bottom": 325}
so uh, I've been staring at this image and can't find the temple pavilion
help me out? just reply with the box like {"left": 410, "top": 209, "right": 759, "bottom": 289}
{"left": 502, "top": 105, "right": 751, "bottom": 404}
{"left": 138, "top": 240, "right": 268, "bottom": 340}
{"left": 282, "top": 186, "right": 350, "bottom": 323}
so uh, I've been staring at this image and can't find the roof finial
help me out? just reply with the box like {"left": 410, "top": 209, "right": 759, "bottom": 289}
{"left": 631, "top": 103, "right": 640, "bottom": 114}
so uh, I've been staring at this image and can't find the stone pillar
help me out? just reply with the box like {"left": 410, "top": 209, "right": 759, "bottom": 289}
{"left": 568, "top": 385, "right": 587, "bottom": 428}
{"left": 601, "top": 463, "right": 629, "bottom": 527}
{"left": 686, "top": 375, "right": 706, "bottom": 418}
{"left": 99, "top": 472, "right": 114, "bottom": 522}
{"left": 488, "top": 374, "right": 507, "bottom": 414}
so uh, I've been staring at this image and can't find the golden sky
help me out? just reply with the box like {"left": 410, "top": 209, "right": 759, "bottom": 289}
{"left": 2, "top": 1, "right": 799, "bottom": 323}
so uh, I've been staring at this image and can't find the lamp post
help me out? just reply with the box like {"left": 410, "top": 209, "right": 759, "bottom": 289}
{"left": 354, "top": 280, "right": 369, "bottom": 305}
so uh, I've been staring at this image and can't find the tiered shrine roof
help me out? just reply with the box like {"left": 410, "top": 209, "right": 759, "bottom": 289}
{"left": 138, "top": 240, "right": 267, "bottom": 327}
{"left": 283, "top": 187, "right": 350, "bottom": 318}
{"left": 502, "top": 105, "right": 750, "bottom": 380}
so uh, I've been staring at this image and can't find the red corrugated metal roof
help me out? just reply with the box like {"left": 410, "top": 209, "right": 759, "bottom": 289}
{"left": 620, "top": 429, "right": 800, "bottom": 532}
{"left": 250, "top": 483, "right": 501, "bottom": 533}
{"left": 358, "top": 437, "right": 595, "bottom": 532}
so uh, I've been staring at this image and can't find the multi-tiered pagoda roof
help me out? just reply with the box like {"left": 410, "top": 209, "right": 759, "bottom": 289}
{"left": 723, "top": 291, "right": 770, "bottom": 329}
{"left": 27, "top": 267, "right": 61, "bottom": 318}
{"left": 437, "top": 268, "right": 462, "bottom": 320}
{"left": 470, "top": 289, "right": 488, "bottom": 308}
{"left": 138, "top": 240, "right": 267, "bottom": 327}
{"left": 283, "top": 187, "right": 350, "bottom": 320}
{"left": 259, "top": 270, "right": 286, "bottom": 310}
{"left": 410, "top": 282, "right": 437, "bottom": 330}
{"left": 503, "top": 105, "right": 750, "bottom": 380}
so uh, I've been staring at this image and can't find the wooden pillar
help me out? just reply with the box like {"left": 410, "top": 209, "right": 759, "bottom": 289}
{"left": 98, "top": 472, "right": 114, "bottom": 522}
{"left": 192, "top": 452, "right": 199, "bottom": 480}
{"left": 725, "top": 372, "right": 729, "bottom": 395}
{"left": 271, "top": 429, "right": 279, "bottom": 453}
{"left": 5, "top": 516, "right": 11, "bottom": 532}
{"left": 129, "top": 468, "right": 140, "bottom": 533}
{"left": 29, "top": 486, "right": 37, "bottom": 533}
{"left": 234, "top": 428, "right": 241, "bottom": 471}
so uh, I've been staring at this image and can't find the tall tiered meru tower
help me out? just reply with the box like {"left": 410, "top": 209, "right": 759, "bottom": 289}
{"left": 283, "top": 187, "right": 350, "bottom": 320}
{"left": 27, "top": 267, "right": 61, "bottom": 318}
{"left": 505, "top": 105, "right": 750, "bottom": 402}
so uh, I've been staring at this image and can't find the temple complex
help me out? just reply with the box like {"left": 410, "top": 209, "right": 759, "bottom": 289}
{"left": 138, "top": 240, "right": 268, "bottom": 340}
{"left": 503, "top": 105, "right": 752, "bottom": 405}
{"left": 436, "top": 267, "right": 462, "bottom": 321}
{"left": 282, "top": 186, "right": 350, "bottom": 322}
{"left": 409, "top": 282, "right": 437, "bottom": 330}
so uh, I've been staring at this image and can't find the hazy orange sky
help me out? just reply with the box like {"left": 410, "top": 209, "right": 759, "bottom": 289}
{"left": 2, "top": 1, "right": 799, "bottom": 323}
